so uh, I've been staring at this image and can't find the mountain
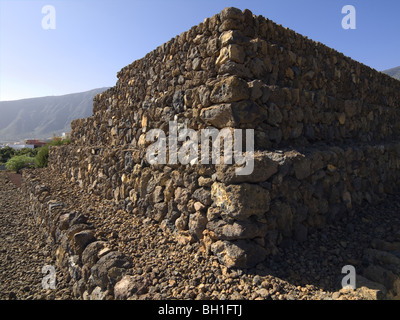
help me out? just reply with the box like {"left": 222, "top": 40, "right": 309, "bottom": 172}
{"left": 382, "top": 66, "right": 400, "bottom": 80}
{"left": 0, "top": 87, "right": 109, "bottom": 142}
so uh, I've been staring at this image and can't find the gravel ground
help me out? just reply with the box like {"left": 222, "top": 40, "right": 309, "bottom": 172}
{"left": 1, "top": 168, "right": 399, "bottom": 300}
{"left": 0, "top": 170, "right": 73, "bottom": 300}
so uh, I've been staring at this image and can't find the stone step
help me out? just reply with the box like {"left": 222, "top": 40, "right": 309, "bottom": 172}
{"left": 50, "top": 138, "right": 400, "bottom": 269}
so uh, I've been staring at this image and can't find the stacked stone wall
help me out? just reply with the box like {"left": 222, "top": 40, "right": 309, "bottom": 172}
{"left": 22, "top": 171, "right": 132, "bottom": 299}
{"left": 50, "top": 7, "right": 400, "bottom": 268}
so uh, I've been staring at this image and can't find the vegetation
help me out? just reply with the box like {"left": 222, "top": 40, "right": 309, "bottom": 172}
{"left": 0, "top": 146, "right": 15, "bottom": 165}
{"left": 16, "top": 147, "right": 39, "bottom": 157}
{"left": 48, "top": 138, "right": 71, "bottom": 146}
{"left": 34, "top": 138, "right": 71, "bottom": 168}
{"left": 1, "top": 137, "right": 71, "bottom": 171}
{"left": 35, "top": 145, "right": 49, "bottom": 168}
{"left": 0, "top": 146, "right": 38, "bottom": 165}
{"left": 5, "top": 155, "right": 35, "bottom": 173}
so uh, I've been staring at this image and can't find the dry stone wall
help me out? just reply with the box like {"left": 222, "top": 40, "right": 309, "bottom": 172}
{"left": 22, "top": 171, "right": 132, "bottom": 299}
{"left": 50, "top": 7, "right": 400, "bottom": 268}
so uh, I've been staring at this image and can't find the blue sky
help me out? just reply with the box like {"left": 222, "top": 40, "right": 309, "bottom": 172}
{"left": 0, "top": 0, "right": 399, "bottom": 101}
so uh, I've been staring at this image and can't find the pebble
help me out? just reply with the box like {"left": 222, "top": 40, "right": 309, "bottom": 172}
{"left": 0, "top": 171, "right": 73, "bottom": 300}
{"left": 2, "top": 168, "right": 400, "bottom": 300}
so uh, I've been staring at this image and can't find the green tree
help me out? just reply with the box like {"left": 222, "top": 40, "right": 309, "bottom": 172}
{"left": 0, "top": 146, "right": 16, "bottom": 164}
{"left": 5, "top": 155, "right": 35, "bottom": 173}
{"left": 35, "top": 145, "right": 49, "bottom": 168}
{"left": 15, "top": 147, "right": 38, "bottom": 157}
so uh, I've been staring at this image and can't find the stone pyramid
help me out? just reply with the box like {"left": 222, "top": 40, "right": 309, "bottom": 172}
{"left": 50, "top": 7, "right": 400, "bottom": 268}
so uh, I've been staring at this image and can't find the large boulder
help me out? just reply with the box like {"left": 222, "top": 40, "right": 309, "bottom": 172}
{"left": 211, "top": 239, "right": 266, "bottom": 268}
{"left": 211, "top": 182, "right": 270, "bottom": 220}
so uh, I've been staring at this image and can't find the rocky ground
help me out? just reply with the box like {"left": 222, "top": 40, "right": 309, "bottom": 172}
{"left": 0, "top": 170, "right": 73, "bottom": 299}
{"left": 0, "top": 168, "right": 399, "bottom": 300}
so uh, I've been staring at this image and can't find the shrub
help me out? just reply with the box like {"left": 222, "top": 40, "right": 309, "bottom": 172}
{"left": 15, "top": 147, "right": 38, "bottom": 157}
{"left": 35, "top": 145, "right": 49, "bottom": 168}
{"left": 0, "top": 146, "right": 15, "bottom": 163}
{"left": 49, "top": 138, "right": 71, "bottom": 146}
{"left": 5, "top": 155, "right": 35, "bottom": 173}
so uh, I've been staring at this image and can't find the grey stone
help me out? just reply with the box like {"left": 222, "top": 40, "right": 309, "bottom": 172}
{"left": 68, "top": 255, "right": 82, "bottom": 281}
{"left": 91, "top": 251, "right": 132, "bottom": 289}
{"left": 90, "top": 286, "right": 107, "bottom": 300}
{"left": 215, "top": 151, "right": 280, "bottom": 184}
{"left": 207, "top": 219, "right": 268, "bottom": 240}
{"left": 198, "top": 85, "right": 211, "bottom": 107}
{"left": 192, "top": 57, "right": 202, "bottom": 71}
{"left": 152, "top": 186, "right": 164, "bottom": 203}
{"left": 211, "top": 239, "right": 267, "bottom": 268}
{"left": 211, "top": 182, "right": 270, "bottom": 220}
{"left": 362, "top": 265, "right": 399, "bottom": 295}
{"left": 356, "top": 275, "right": 387, "bottom": 300}
{"left": 71, "top": 230, "right": 96, "bottom": 255}
{"left": 293, "top": 156, "right": 312, "bottom": 180}
{"left": 70, "top": 213, "right": 89, "bottom": 226}
{"left": 192, "top": 187, "right": 212, "bottom": 206}
{"left": 267, "top": 102, "right": 283, "bottom": 125}
{"left": 124, "top": 151, "right": 133, "bottom": 172}
{"left": 364, "top": 249, "right": 400, "bottom": 269}
{"left": 210, "top": 76, "right": 249, "bottom": 104}
{"left": 249, "top": 57, "right": 268, "bottom": 79}
{"left": 188, "top": 212, "right": 208, "bottom": 240}
{"left": 344, "top": 100, "right": 357, "bottom": 118}
{"left": 114, "top": 275, "right": 150, "bottom": 299}
{"left": 73, "top": 278, "right": 87, "bottom": 298}
{"left": 173, "top": 90, "right": 185, "bottom": 112}
{"left": 200, "top": 103, "right": 236, "bottom": 129}
{"left": 66, "top": 223, "right": 93, "bottom": 241}
{"left": 59, "top": 212, "right": 75, "bottom": 231}
{"left": 81, "top": 241, "right": 107, "bottom": 268}
{"left": 218, "top": 61, "right": 253, "bottom": 78}
{"left": 48, "top": 201, "right": 64, "bottom": 216}
{"left": 294, "top": 223, "right": 308, "bottom": 243}
{"left": 269, "top": 200, "right": 293, "bottom": 237}
{"left": 261, "top": 85, "right": 271, "bottom": 103}
{"left": 248, "top": 80, "right": 263, "bottom": 101}
{"left": 232, "top": 100, "right": 267, "bottom": 125}
{"left": 219, "top": 7, "right": 244, "bottom": 21}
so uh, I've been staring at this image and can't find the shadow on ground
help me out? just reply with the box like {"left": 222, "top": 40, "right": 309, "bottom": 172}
{"left": 242, "top": 194, "right": 400, "bottom": 293}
